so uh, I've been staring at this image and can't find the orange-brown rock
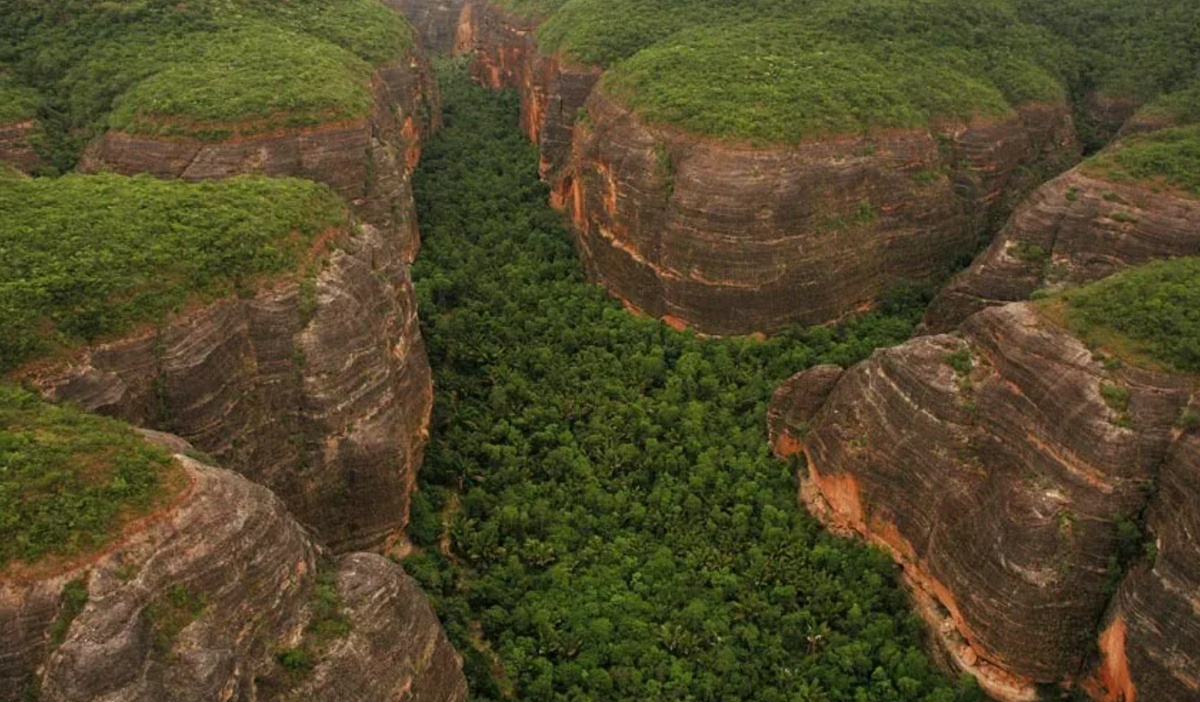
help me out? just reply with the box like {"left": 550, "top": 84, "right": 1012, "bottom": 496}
{"left": 385, "top": 0, "right": 468, "bottom": 54}
{"left": 769, "top": 302, "right": 1200, "bottom": 701}
{"left": 20, "top": 218, "right": 430, "bottom": 553}
{"left": 0, "top": 432, "right": 468, "bottom": 702}
{"left": 924, "top": 166, "right": 1200, "bottom": 332}
{"left": 0, "top": 119, "right": 39, "bottom": 172}
{"left": 456, "top": 1, "right": 1077, "bottom": 334}
{"left": 81, "top": 57, "right": 439, "bottom": 242}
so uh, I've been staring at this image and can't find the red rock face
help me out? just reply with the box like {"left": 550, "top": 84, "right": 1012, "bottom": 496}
{"left": 924, "top": 167, "right": 1200, "bottom": 332}
{"left": 0, "top": 119, "right": 40, "bottom": 172}
{"left": 456, "top": 0, "right": 1078, "bottom": 334}
{"left": 769, "top": 303, "right": 1200, "bottom": 701}
{"left": 26, "top": 57, "right": 441, "bottom": 553}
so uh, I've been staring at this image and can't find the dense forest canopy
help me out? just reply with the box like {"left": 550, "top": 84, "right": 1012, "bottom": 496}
{"left": 403, "top": 61, "right": 983, "bottom": 702}
{"left": 485, "top": 0, "right": 1199, "bottom": 145}
{"left": 0, "top": 170, "right": 348, "bottom": 373}
{"left": 0, "top": 0, "right": 413, "bottom": 171}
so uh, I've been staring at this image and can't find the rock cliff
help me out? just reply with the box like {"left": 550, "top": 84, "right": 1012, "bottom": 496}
{"left": 0, "top": 120, "right": 38, "bottom": 172}
{"left": 455, "top": 0, "right": 1078, "bottom": 335}
{"left": 20, "top": 216, "right": 430, "bottom": 553}
{"left": 924, "top": 164, "right": 1200, "bottom": 332}
{"left": 768, "top": 302, "right": 1200, "bottom": 701}
{"left": 27, "top": 56, "right": 442, "bottom": 553}
{"left": 384, "top": 0, "right": 468, "bottom": 54}
{"left": 0, "top": 432, "right": 468, "bottom": 702}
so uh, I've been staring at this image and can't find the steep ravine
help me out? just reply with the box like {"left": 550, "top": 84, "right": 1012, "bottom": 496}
{"left": 399, "top": 62, "right": 983, "bottom": 702}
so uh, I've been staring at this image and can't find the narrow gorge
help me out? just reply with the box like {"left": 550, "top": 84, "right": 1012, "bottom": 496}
{"left": 3, "top": 0, "right": 1199, "bottom": 701}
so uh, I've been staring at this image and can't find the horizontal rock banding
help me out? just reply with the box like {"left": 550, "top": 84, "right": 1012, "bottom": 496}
{"left": 769, "top": 302, "right": 1200, "bottom": 701}
{"left": 0, "top": 120, "right": 39, "bottom": 172}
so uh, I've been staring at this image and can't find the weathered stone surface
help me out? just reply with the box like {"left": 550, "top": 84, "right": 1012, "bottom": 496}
{"left": 80, "top": 57, "right": 439, "bottom": 242}
{"left": 924, "top": 166, "right": 1200, "bottom": 332}
{"left": 456, "top": 1, "right": 1078, "bottom": 334}
{"left": 770, "top": 302, "right": 1200, "bottom": 701}
{"left": 385, "top": 0, "right": 468, "bottom": 54}
{"left": 21, "top": 219, "right": 431, "bottom": 553}
{"left": 0, "top": 438, "right": 467, "bottom": 702}
{"left": 0, "top": 119, "right": 39, "bottom": 172}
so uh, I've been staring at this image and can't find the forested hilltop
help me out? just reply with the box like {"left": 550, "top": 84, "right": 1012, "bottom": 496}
{"left": 0, "top": 0, "right": 413, "bottom": 172}
{"left": 403, "top": 61, "right": 983, "bottom": 702}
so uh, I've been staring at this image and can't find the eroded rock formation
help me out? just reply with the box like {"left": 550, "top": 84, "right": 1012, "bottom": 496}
{"left": 20, "top": 218, "right": 430, "bottom": 553}
{"left": 455, "top": 0, "right": 1078, "bottom": 334}
{"left": 768, "top": 303, "right": 1200, "bottom": 701}
{"left": 0, "top": 119, "right": 39, "bottom": 172}
{"left": 385, "top": 0, "right": 468, "bottom": 54}
{"left": 0, "top": 432, "right": 468, "bottom": 702}
{"left": 924, "top": 165, "right": 1200, "bottom": 332}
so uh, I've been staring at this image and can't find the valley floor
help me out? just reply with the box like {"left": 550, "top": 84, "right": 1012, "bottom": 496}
{"left": 403, "top": 60, "right": 983, "bottom": 702}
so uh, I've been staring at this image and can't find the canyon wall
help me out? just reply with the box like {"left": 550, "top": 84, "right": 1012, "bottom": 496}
{"left": 924, "top": 164, "right": 1200, "bottom": 332}
{"left": 454, "top": 0, "right": 1078, "bottom": 334}
{"left": 768, "top": 303, "right": 1200, "bottom": 701}
{"left": 21, "top": 58, "right": 441, "bottom": 553}
{"left": 0, "top": 432, "right": 467, "bottom": 702}
{"left": 383, "top": 0, "right": 468, "bottom": 54}
{"left": 0, "top": 119, "right": 39, "bottom": 173}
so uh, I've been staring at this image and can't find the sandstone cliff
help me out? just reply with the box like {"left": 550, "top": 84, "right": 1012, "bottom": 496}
{"left": 768, "top": 303, "right": 1200, "bottom": 701}
{"left": 34, "top": 56, "right": 442, "bottom": 552}
{"left": 455, "top": 0, "right": 1078, "bottom": 335}
{"left": 385, "top": 0, "right": 468, "bottom": 54}
{"left": 20, "top": 217, "right": 430, "bottom": 553}
{"left": 0, "top": 432, "right": 468, "bottom": 702}
{"left": 0, "top": 120, "right": 39, "bottom": 173}
{"left": 924, "top": 166, "right": 1200, "bottom": 332}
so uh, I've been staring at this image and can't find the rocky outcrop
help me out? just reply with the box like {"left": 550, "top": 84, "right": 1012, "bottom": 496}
{"left": 769, "top": 303, "right": 1200, "bottom": 701}
{"left": 20, "top": 217, "right": 430, "bottom": 553}
{"left": 0, "top": 433, "right": 468, "bottom": 702}
{"left": 81, "top": 57, "right": 439, "bottom": 238}
{"left": 456, "top": 1, "right": 1077, "bottom": 334}
{"left": 0, "top": 120, "right": 39, "bottom": 173}
{"left": 385, "top": 0, "right": 468, "bottom": 54}
{"left": 924, "top": 166, "right": 1200, "bottom": 332}
{"left": 42, "top": 53, "right": 442, "bottom": 552}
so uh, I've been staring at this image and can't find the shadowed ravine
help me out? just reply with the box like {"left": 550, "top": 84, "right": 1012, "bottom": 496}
{"left": 403, "top": 60, "right": 983, "bottom": 702}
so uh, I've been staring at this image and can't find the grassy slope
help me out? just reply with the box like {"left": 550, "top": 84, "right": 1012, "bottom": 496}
{"left": 0, "top": 172, "right": 348, "bottom": 373}
{"left": 0, "top": 0, "right": 413, "bottom": 168}
{"left": 522, "top": 0, "right": 1065, "bottom": 142}
{"left": 0, "top": 70, "right": 39, "bottom": 123}
{"left": 0, "top": 384, "right": 182, "bottom": 569}
{"left": 1046, "top": 257, "right": 1200, "bottom": 374}
{"left": 1082, "top": 125, "right": 1200, "bottom": 198}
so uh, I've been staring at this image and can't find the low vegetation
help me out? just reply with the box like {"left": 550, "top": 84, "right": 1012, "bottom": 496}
{"left": 404, "top": 62, "right": 981, "bottom": 702}
{"left": 0, "top": 384, "right": 180, "bottom": 569}
{"left": 1082, "top": 125, "right": 1200, "bottom": 198}
{"left": 0, "top": 70, "right": 39, "bottom": 122}
{"left": 0, "top": 172, "right": 348, "bottom": 373}
{"left": 1047, "top": 257, "right": 1200, "bottom": 374}
{"left": 0, "top": 0, "right": 413, "bottom": 170}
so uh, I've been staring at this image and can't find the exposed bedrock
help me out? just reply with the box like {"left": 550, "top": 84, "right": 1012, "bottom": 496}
{"left": 924, "top": 166, "right": 1200, "bottom": 332}
{"left": 0, "top": 119, "right": 39, "bottom": 172}
{"left": 81, "top": 56, "right": 439, "bottom": 240}
{"left": 455, "top": 0, "right": 1078, "bottom": 334}
{"left": 0, "top": 434, "right": 468, "bottom": 702}
{"left": 385, "top": 0, "right": 468, "bottom": 54}
{"left": 768, "top": 303, "right": 1200, "bottom": 701}
{"left": 20, "top": 218, "right": 430, "bottom": 553}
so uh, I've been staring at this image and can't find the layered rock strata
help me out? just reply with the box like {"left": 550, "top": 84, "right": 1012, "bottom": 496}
{"left": 0, "top": 433, "right": 468, "bottom": 702}
{"left": 924, "top": 166, "right": 1200, "bottom": 332}
{"left": 385, "top": 0, "right": 469, "bottom": 54}
{"left": 768, "top": 303, "right": 1200, "bottom": 701}
{"left": 81, "top": 57, "right": 438, "bottom": 240}
{"left": 456, "top": 0, "right": 1077, "bottom": 334}
{"left": 21, "top": 218, "right": 430, "bottom": 553}
{"left": 0, "top": 119, "right": 39, "bottom": 172}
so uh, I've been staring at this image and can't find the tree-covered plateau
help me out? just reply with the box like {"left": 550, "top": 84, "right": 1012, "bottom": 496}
{"left": 404, "top": 61, "right": 983, "bottom": 702}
